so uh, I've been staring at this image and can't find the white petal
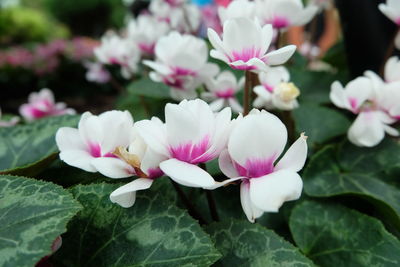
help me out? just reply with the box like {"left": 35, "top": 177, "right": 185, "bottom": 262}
{"left": 228, "top": 110, "right": 287, "bottom": 166}
{"left": 56, "top": 127, "right": 86, "bottom": 152}
{"left": 348, "top": 111, "right": 385, "bottom": 147}
{"left": 209, "top": 99, "right": 225, "bottom": 112}
{"left": 228, "top": 98, "right": 243, "bottom": 113}
{"left": 91, "top": 157, "right": 135, "bottom": 178}
{"left": 240, "top": 181, "right": 264, "bottom": 223}
{"left": 110, "top": 178, "right": 153, "bottom": 208}
{"left": 249, "top": 170, "right": 303, "bottom": 212}
{"left": 165, "top": 99, "right": 214, "bottom": 147}
{"left": 264, "top": 45, "right": 296, "bottom": 66}
{"left": 59, "top": 150, "right": 96, "bottom": 172}
{"left": 99, "top": 110, "right": 134, "bottom": 153}
{"left": 330, "top": 81, "right": 349, "bottom": 110}
{"left": 135, "top": 119, "right": 170, "bottom": 157}
{"left": 218, "top": 149, "right": 240, "bottom": 178}
{"left": 275, "top": 133, "right": 308, "bottom": 172}
{"left": 160, "top": 159, "right": 215, "bottom": 188}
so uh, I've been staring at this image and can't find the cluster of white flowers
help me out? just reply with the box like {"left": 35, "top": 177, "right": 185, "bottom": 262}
{"left": 330, "top": 56, "right": 400, "bottom": 147}
{"left": 56, "top": 99, "right": 308, "bottom": 222}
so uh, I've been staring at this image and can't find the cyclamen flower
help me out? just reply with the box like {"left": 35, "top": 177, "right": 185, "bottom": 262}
{"left": 218, "top": 109, "right": 307, "bottom": 222}
{"left": 202, "top": 71, "right": 244, "bottom": 113}
{"left": 127, "top": 15, "right": 170, "bottom": 55}
{"left": 218, "top": 0, "right": 255, "bottom": 23}
{"left": 20, "top": 89, "right": 75, "bottom": 121}
{"left": 84, "top": 62, "right": 111, "bottom": 84}
{"left": 144, "top": 31, "right": 219, "bottom": 100}
{"left": 56, "top": 111, "right": 134, "bottom": 172}
{"left": 254, "top": 0, "right": 318, "bottom": 30}
{"left": 330, "top": 77, "right": 399, "bottom": 147}
{"left": 94, "top": 33, "right": 140, "bottom": 79}
{"left": 253, "top": 66, "right": 300, "bottom": 110}
{"left": 379, "top": 0, "right": 400, "bottom": 49}
{"left": 92, "top": 122, "right": 167, "bottom": 208}
{"left": 208, "top": 18, "right": 296, "bottom": 71}
{"left": 135, "top": 99, "right": 233, "bottom": 188}
{"left": 0, "top": 108, "right": 19, "bottom": 127}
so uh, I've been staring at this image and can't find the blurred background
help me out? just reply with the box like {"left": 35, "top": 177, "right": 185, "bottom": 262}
{"left": 0, "top": 0, "right": 398, "bottom": 114}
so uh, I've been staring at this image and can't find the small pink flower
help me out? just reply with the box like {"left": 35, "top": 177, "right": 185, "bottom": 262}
{"left": 19, "top": 89, "right": 75, "bottom": 121}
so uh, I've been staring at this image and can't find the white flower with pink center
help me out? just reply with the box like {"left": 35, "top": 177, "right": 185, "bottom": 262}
{"left": 208, "top": 18, "right": 296, "bottom": 72}
{"left": 255, "top": 0, "right": 318, "bottom": 30}
{"left": 94, "top": 33, "right": 140, "bottom": 79}
{"left": 19, "top": 89, "right": 75, "bottom": 121}
{"left": 144, "top": 31, "right": 219, "bottom": 100}
{"left": 330, "top": 77, "right": 399, "bottom": 147}
{"left": 127, "top": 15, "right": 170, "bottom": 55}
{"left": 217, "top": 109, "right": 307, "bottom": 222}
{"left": 218, "top": 0, "right": 255, "bottom": 24}
{"left": 253, "top": 66, "right": 299, "bottom": 110}
{"left": 379, "top": 0, "right": 400, "bottom": 49}
{"left": 135, "top": 99, "right": 233, "bottom": 189}
{"left": 202, "top": 71, "right": 244, "bottom": 113}
{"left": 56, "top": 110, "right": 134, "bottom": 172}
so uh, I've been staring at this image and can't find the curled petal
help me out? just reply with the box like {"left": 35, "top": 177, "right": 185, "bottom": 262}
{"left": 160, "top": 158, "right": 215, "bottom": 188}
{"left": 110, "top": 178, "right": 153, "bottom": 208}
{"left": 91, "top": 157, "right": 135, "bottom": 178}
{"left": 275, "top": 133, "right": 308, "bottom": 172}
{"left": 241, "top": 181, "right": 263, "bottom": 223}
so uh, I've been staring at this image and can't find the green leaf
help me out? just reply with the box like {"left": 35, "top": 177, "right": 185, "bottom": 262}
{"left": 127, "top": 77, "right": 171, "bottom": 99}
{"left": 206, "top": 220, "right": 314, "bottom": 266}
{"left": 303, "top": 144, "right": 400, "bottom": 229}
{"left": 290, "top": 200, "right": 400, "bottom": 266}
{"left": 54, "top": 183, "right": 221, "bottom": 266}
{"left": 0, "top": 115, "right": 79, "bottom": 175}
{"left": 290, "top": 69, "right": 348, "bottom": 105}
{"left": 292, "top": 104, "right": 350, "bottom": 148}
{"left": 0, "top": 175, "right": 81, "bottom": 267}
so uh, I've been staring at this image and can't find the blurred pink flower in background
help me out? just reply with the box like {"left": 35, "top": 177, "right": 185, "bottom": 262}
{"left": 19, "top": 88, "right": 76, "bottom": 121}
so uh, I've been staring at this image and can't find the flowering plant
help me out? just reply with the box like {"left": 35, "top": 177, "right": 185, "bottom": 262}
{"left": 1, "top": 1, "right": 400, "bottom": 266}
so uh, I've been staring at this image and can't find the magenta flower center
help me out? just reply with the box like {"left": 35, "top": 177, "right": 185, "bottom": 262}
{"left": 234, "top": 156, "right": 276, "bottom": 178}
{"left": 88, "top": 142, "right": 117, "bottom": 158}
{"left": 216, "top": 88, "right": 235, "bottom": 99}
{"left": 270, "top": 16, "right": 290, "bottom": 29}
{"left": 170, "top": 135, "right": 212, "bottom": 164}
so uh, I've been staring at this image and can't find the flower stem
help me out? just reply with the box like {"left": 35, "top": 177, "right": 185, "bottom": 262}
{"left": 282, "top": 110, "right": 296, "bottom": 143}
{"left": 200, "top": 163, "right": 220, "bottom": 222}
{"left": 275, "top": 30, "right": 282, "bottom": 49}
{"left": 243, "top": 71, "right": 252, "bottom": 115}
{"left": 170, "top": 180, "right": 206, "bottom": 225}
{"left": 206, "top": 191, "right": 220, "bottom": 222}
